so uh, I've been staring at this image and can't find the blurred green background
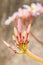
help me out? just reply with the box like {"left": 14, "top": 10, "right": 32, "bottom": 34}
{"left": 0, "top": 0, "right": 43, "bottom": 65}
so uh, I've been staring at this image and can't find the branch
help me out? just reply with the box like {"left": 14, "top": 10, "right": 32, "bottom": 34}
{"left": 30, "top": 31, "right": 43, "bottom": 45}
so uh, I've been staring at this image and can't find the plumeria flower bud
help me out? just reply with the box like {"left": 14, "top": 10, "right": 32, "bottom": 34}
{"left": 14, "top": 27, "right": 19, "bottom": 43}
{"left": 14, "top": 27, "right": 18, "bottom": 36}
{"left": 24, "top": 23, "right": 31, "bottom": 41}
{"left": 3, "top": 40, "right": 10, "bottom": 47}
{"left": 3, "top": 40, "right": 17, "bottom": 53}
{"left": 27, "top": 23, "right": 31, "bottom": 34}
{"left": 17, "top": 18, "right": 22, "bottom": 34}
{"left": 22, "top": 30, "right": 26, "bottom": 37}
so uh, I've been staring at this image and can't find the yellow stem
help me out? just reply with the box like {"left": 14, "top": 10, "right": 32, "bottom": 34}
{"left": 24, "top": 49, "right": 43, "bottom": 63}
{"left": 17, "top": 51, "right": 24, "bottom": 54}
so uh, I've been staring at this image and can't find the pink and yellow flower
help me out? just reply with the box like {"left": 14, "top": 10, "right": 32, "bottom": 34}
{"left": 3, "top": 3, "right": 43, "bottom": 63}
{"left": 4, "top": 3, "right": 43, "bottom": 25}
{"left": 3, "top": 19, "right": 43, "bottom": 63}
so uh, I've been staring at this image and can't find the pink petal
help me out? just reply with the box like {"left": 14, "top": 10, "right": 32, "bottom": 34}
{"left": 37, "top": 3, "right": 42, "bottom": 7}
{"left": 40, "top": 7, "right": 43, "bottom": 13}
{"left": 22, "top": 9, "right": 30, "bottom": 18}
{"left": 17, "top": 19, "right": 22, "bottom": 33}
{"left": 36, "top": 3, "right": 43, "bottom": 13}
{"left": 12, "top": 12, "right": 19, "bottom": 21}
{"left": 18, "top": 8, "right": 23, "bottom": 17}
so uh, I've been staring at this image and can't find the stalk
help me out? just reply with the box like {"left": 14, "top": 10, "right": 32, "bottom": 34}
{"left": 30, "top": 31, "right": 43, "bottom": 45}
{"left": 24, "top": 49, "right": 43, "bottom": 63}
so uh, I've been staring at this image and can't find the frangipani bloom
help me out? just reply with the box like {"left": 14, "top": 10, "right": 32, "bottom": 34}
{"left": 4, "top": 3, "right": 43, "bottom": 25}
{"left": 23, "top": 3, "right": 43, "bottom": 16}
{"left": 3, "top": 20, "right": 43, "bottom": 63}
{"left": 37, "top": 3, "right": 43, "bottom": 13}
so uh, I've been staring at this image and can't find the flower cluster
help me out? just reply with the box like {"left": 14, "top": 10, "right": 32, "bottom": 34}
{"left": 3, "top": 18, "right": 31, "bottom": 53}
{"left": 5, "top": 3, "right": 43, "bottom": 25}
{"left": 3, "top": 20, "right": 43, "bottom": 63}
{"left": 3, "top": 3, "right": 43, "bottom": 63}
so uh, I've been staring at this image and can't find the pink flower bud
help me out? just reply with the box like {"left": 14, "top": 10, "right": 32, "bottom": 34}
{"left": 17, "top": 19, "right": 22, "bottom": 33}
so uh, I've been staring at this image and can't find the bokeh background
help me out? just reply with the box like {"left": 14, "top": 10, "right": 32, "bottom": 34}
{"left": 0, "top": 0, "right": 43, "bottom": 65}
